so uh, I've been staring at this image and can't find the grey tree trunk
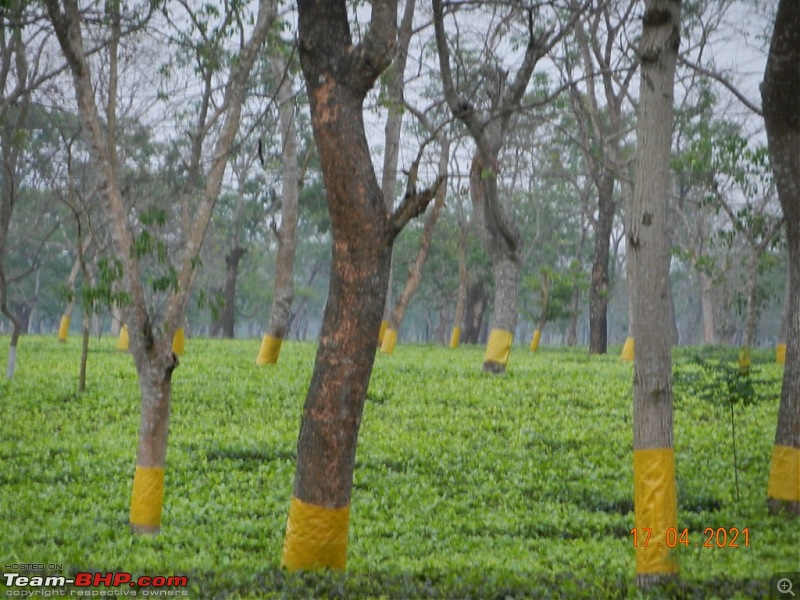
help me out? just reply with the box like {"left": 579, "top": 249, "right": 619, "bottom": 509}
{"left": 258, "top": 55, "right": 300, "bottom": 364}
{"left": 629, "top": 0, "right": 681, "bottom": 587}
{"left": 699, "top": 271, "right": 716, "bottom": 344}
{"left": 761, "top": 0, "right": 800, "bottom": 516}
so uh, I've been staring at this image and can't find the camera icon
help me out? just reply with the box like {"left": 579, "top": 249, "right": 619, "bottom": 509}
{"left": 772, "top": 573, "right": 800, "bottom": 599}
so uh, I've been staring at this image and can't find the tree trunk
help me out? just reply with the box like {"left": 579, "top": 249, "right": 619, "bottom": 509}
{"left": 699, "top": 271, "right": 716, "bottom": 344}
{"left": 629, "top": 0, "right": 681, "bottom": 587}
{"left": 470, "top": 153, "right": 520, "bottom": 373}
{"left": 761, "top": 0, "right": 800, "bottom": 516}
{"left": 282, "top": 0, "right": 412, "bottom": 571}
{"left": 378, "top": 0, "right": 416, "bottom": 342}
{"left": 258, "top": 55, "right": 300, "bottom": 365}
{"left": 589, "top": 172, "right": 615, "bottom": 354}
{"left": 463, "top": 281, "right": 488, "bottom": 344}
{"left": 450, "top": 222, "right": 469, "bottom": 348}
{"left": 382, "top": 137, "right": 449, "bottom": 354}
{"left": 742, "top": 255, "right": 760, "bottom": 348}
{"left": 220, "top": 246, "right": 246, "bottom": 338}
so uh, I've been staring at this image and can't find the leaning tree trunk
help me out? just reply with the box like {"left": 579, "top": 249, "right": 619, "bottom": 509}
{"left": 381, "top": 137, "right": 449, "bottom": 354}
{"left": 761, "top": 0, "right": 800, "bottom": 516}
{"left": 589, "top": 172, "right": 615, "bottom": 354}
{"left": 283, "top": 0, "right": 445, "bottom": 570}
{"left": 470, "top": 153, "right": 521, "bottom": 373}
{"left": 629, "top": 0, "right": 681, "bottom": 588}
{"left": 257, "top": 55, "right": 299, "bottom": 365}
{"left": 58, "top": 256, "right": 82, "bottom": 342}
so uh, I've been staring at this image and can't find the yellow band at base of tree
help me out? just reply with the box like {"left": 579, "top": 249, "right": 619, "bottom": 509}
{"left": 281, "top": 496, "right": 350, "bottom": 572}
{"left": 768, "top": 445, "right": 800, "bottom": 502}
{"left": 449, "top": 327, "right": 460, "bottom": 349}
{"left": 633, "top": 448, "right": 678, "bottom": 575}
{"left": 776, "top": 343, "right": 786, "bottom": 365}
{"left": 530, "top": 329, "right": 542, "bottom": 352}
{"left": 621, "top": 336, "right": 634, "bottom": 361}
{"left": 257, "top": 334, "right": 283, "bottom": 365}
{"left": 738, "top": 347, "right": 751, "bottom": 372}
{"left": 117, "top": 325, "right": 129, "bottom": 351}
{"left": 58, "top": 316, "right": 70, "bottom": 342}
{"left": 130, "top": 466, "right": 165, "bottom": 527}
{"left": 380, "top": 328, "right": 397, "bottom": 355}
{"left": 378, "top": 320, "right": 389, "bottom": 345}
{"left": 484, "top": 329, "right": 513, "bottom": 366}
{"left": 172, "top": 327, "right": 185, "bottom": 356}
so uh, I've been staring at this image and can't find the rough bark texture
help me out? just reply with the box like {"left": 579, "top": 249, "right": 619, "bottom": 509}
{"left": 266, "top": 54, "right": 300, "bottom": 343}
{"left": 293, "top": 0, "right": 398, "bottom": 508}
{"left": 761, "top": 0, "right": 800, "bottom": 516}
{"left": 629, "top": 0, "right": 681, "bottom": 587}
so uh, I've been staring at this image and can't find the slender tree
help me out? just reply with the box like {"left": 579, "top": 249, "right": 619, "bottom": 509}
{"left": 44, "top": 0, "right": 278, "bottom": 533}
{"left": 629, "top": 0, "right": 682, "bottom": 587}
{"left": 282, "top": 0, "right": 441, "bottom": 570}
{"left": 761, "top": 0, "right": 800, "bottom": 516}
{"left": 257, "top": 53, "right": 300, "bottom": 364}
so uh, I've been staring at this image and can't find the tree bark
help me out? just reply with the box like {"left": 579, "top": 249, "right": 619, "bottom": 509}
{"left": 463, "top": 281, "right": 488, "bottom": 344}
{"left": 450, "top": 221, "right": 469, "bottom": 348}
{"left": 761, "top": 0, "right": 800, "bottom": 516}
{"left": 629, "top": 0, "right": 681, "bottom": 587}
{"left": 283, "top": 0, "right": 443, "bottom": 571}
{"left": 259, "top": 54, "right": 300, "bottom": 364}
{"left": 699, "top": 271, "right": 716, "bottom": 345}
{"left": 219, "top": 246, "right": 246, "bottom": 338}
{"left": 589, "top": 172, "right": 615, "bottom": 353}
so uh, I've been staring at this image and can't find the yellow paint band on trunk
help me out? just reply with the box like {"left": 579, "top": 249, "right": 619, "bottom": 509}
{"left": 117, "top": 325, "right": 129, "bottom": 351}
{"left": 256, "top": 334, "right": 282, "bottom": 365}
{"left": 130, "top": 466, "right": 165, "bottom": 527}
{"left": 281, "top": 496, "right": 350, "bottom": 571}
{"left": 378, "top": 320, "right": 389, "bottom": 345}
{"left": 738, "top": 347, "right": 751, "bottom": 372}
{"left": 484, "top": 329, "right": 513, "bottom": 366}
{"left": 621, "top": 336, "right": 634, "bottom": 361}
{"left": 633, "top": 448, "right": 678, "bottom": 575}
{"left": 768, "top": 445, "right": 800, "bottom": 502}
{"left": 380, "top": 328, "right": 397, "bottom": 355}
{"left": 776, "top": 343, "right": 786, "bottom": 365}
{"left": 58, "top": 316, "right": 70, "bottom": 342}
{"left": 172, "top": 327, "right": 185, "bottom": 356}
{"left": 529, "top": 329, "right": 542, "bottom": 352}
{"left": 449, "top": 327, "right": 460, "bottom": 349}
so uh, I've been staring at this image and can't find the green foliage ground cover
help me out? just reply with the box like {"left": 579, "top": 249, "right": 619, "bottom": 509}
{"left": 0, "top": 336, "right": 796, "bottom": 599}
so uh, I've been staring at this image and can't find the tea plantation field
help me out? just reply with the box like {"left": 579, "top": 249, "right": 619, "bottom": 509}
{"left": 0, "top": 336, "right": 797, "bottom": 598}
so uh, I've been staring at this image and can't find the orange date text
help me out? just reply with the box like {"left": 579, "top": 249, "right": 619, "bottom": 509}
{"left": 630, "top": 527, "right": 749, "bottom": 548}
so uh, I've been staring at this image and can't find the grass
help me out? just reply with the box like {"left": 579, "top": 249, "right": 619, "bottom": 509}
{"left": 0, "top": 335, "right": 796, "bottom": 599}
